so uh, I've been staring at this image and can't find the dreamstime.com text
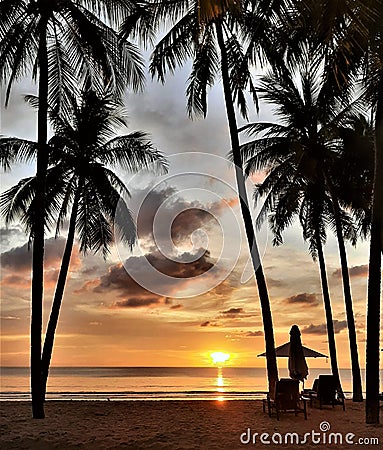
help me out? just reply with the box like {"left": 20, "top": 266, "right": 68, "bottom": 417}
{"left": 239, "top": 421, "right": 380, "bottom": 446}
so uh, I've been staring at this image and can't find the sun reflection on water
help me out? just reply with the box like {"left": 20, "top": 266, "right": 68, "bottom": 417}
{"left": 215, "top": 367, "right": 227, "bottom": 401}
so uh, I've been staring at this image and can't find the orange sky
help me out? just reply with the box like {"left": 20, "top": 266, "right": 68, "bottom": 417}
{"left": 0, "top": 199, "right": 371, "bottom": 368}
{"left": 0, "top": 71, "right": 377, "bottom": 371}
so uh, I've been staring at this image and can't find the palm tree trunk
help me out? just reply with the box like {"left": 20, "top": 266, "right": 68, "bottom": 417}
{"left": 366, "top": 74, "right": 383, "bottom": 424}
{"left": 330, "top": 194, "right": 363, "bottom": 401}
{"left": 31, "top": 15, "right": 49, "bottom": 419}
{"left": 215, "top": 20, "right": 278, "bottom": 393}
{"left": 41, "top": 191, "right": 80, "bottom": 400}
{"left": 314, "top": 224, "right": 342, "bottom": 393}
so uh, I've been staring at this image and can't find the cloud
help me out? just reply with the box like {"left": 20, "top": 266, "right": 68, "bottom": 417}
{"left": 199, "top": 320, "right": 219, "bottom": 327}
{"left": 83, "top": 249, "right": 216, "bottom": 309}
{"left": 0, "top": 226, "right": 25, "bottom": 248}
{"left": 245, "top": 330, "right": 263, "bottom": 337}
{"left": 302, "top": 320, "right": 348, "bottom": 335}
{"left": 0, "top": 274, "right": 31, "bottom": 289}
{"left": 170, "top": 304, "right": 182, "bottom": 310}
{"left": 224, "top": 330, "right": 264, "bottom": 340}
{"left": 114, "top": 297, "right": 161, "bottom": 308}
{"left": 332, "top": 265, "right": 368, "bottom": 279}
{"left": 134, "top": 185, "right": 214, "bottom": 243}
{"left": 1, "top": 238, "right": 80, "bottom": 272}
{"left": 221, "top": 307, "right": 244, "bottom": 315}
{"left": 130, "top": 184, "right": 237, "bottom": 253}
{"left": 284, "top": 293, "right": 319, "bottom": 307}
{"left": 266, "top": 278, "right": 286, "bottom": 288}
{"left": 170, "top": 208, "right": 217, "bottom": 245}
{"left": 145, "top": 250, "right": 214, "bottom": 278}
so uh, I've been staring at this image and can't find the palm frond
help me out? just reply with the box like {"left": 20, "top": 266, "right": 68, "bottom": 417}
{"left": 100, "top": 131, "right": 168, "bottom": 174}
{"left": 0, "top": 137, "right": 37, "bottom": 170}
{"left": 0, "top": 164, "right": 69, "bottom": 235}
{"left": 0, "top": 12, "right": 39, "bottom": 106}
{"left": 225, "top": 31, "right": 257, "bottom": 119}
{"left": 186, "top": 26, "right": 219, "bottom": 117}
{"left": 47, "top": 20, "right": 79, "bottom": 112}
{"left": 149, "top": 11, "right": 197, "bottom": 83}
{"left": 119, "top": 0, "right": 157, "bottom": 47}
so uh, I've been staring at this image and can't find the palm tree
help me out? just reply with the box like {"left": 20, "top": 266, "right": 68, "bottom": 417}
{"left": 332, "top": 115, "right": 374, "bottom": 241}
{"left": 145, "top": 0, "right": 279, "bottom": 392}
{"left": 0, "top": 0, "right": 147, "bottom": 418}
{"left": 240, "top": 61, "right": 373, "bottom": 397}
{"left": 0, "top": 88, "right": 167, "bottom": 400}
{"left": 289, "top": 0, "right": 382, "bottom": 423}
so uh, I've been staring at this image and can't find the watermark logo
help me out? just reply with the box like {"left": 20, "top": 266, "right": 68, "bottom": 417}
{"left": 239, "top": 421, "right": 380, "bottom": 446}
{"left": 319, "top": 420, "right": 331, "bottom": 432}
{"left": 114, "top": 152, "right": 268, "bottom": 298}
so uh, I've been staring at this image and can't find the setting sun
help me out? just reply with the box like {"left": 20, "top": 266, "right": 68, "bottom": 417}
{"left": 210, "top": 352, "right": 230, "bottom": 365}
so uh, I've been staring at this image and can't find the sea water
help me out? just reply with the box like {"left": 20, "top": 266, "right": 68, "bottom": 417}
{"left": 0, "top": 367, "right": 379, "bottom": 401}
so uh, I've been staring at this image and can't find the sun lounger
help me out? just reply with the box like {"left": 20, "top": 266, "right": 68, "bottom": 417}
{"left": 309, "top": 375, "right": 345, "bottom": 410}
{"left": 263, "top": 378, "right": 307, "bottom": 420}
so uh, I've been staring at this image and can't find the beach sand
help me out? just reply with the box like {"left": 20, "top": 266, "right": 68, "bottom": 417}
{"left": 1, "top": 400, "right": 382, "bottom": 449}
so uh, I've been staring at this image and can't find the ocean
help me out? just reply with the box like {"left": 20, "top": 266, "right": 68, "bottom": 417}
{"left": 0, "top": 367, "right": 380, "bottom": 401}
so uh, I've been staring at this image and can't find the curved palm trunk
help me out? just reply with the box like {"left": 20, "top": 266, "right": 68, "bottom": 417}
{"left": 314, "top": 224, "right": 342, "bottom": 393}
{"left": 31, "top": 15, "right": 49, "bottom": 419}
{"left": 330, "top": 194, "right": 363, "bottom": 402}
{"left": 215, "top": 20, "right": 278, "bottom": 393}
{"left": 366, "top": 75, "right": 383, "bottom": 424}
{"left": 41, "top": 192, "right": 80, "bottom": 400}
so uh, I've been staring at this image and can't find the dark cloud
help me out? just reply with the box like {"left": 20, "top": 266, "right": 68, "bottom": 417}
{"left": 84, "top": 249, "right": 216, "bottom": 308}
{"left": 199, "top": 320, "right": 219, "bottom": 327}
{"left": 131, "top": 184, "right": 234, "bottom": 253}
{"left": 97, "top": 250, "right": 213, "bottom": 290}
{"left": 1, "top": 242, "right": 33, "bottom": 271}
{"left": 81, "top": 265, "right": 101, "bottom": 275}
{"left": 145, "top": 250, "right": 213, "bottom": 278}
{"left": 171, "top": 208, "right": 216, "bottom": 245}
{"left": 94, "top": 263, "right": 162, "bottom": 308}
{"left": 245, "top": 330, "right": 263, "bottom": 337}
{"left": 267, "top": 277, "right": 285, "bottom": 288}
{"left": 170, "top": 304, "right": 182, "bottom": 310}
{"left": 302, "top": 320, "right": 348, "bottom": 335}
{"left": 221, "top": 307, "right": 243, "bottom": 315}
{"left": 114, "top": 297, "right": 161, "bottom": 308}
{"left": 285, "top": 293, "right": 319, "bottom": 307}
{"left": 217, "top": 306, "right": 258, "bottom": 320}
{"left": 135, "top": 185, "right": 214, "bottom": 243}
{"left": 1, "top": 237, "right": 67, "bottom": 271}
{"left": 213, "top": 306, "right": 259, "bottom": 323}
{"left": 332, "top": 265, "right": 368, "bottom": 279}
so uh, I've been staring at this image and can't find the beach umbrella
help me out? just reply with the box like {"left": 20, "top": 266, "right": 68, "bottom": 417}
{"left": 288, "top": 325, "right": 309, "bottom": 382}
{"left": 257, "top": 343, "right": 327, "bottom": 358}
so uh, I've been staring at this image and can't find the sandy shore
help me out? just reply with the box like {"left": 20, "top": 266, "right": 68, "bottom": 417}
{"left": 1, "top": 400, "right": 382, "bottom": 449}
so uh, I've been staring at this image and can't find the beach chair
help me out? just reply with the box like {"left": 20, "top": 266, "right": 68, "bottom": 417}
{"left": 263, "top": 378, "right": 307, "bottom": 420}
{"left": 303, "top": 378, "right": 318, "bottom": 396}
{"left": 309, "top": 375, "right": 345, "bottom": 410}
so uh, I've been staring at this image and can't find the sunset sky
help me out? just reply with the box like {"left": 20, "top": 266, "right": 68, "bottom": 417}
{"left": 0, "top": 63, "right": 374, "bottom": 369}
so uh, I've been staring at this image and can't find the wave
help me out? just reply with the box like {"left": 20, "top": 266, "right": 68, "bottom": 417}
{"left": 0, "top": 390, "right": 268, "bottom": 401}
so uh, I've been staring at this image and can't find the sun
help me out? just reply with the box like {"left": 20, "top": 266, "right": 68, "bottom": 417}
{"left": 210, "top": 352, "right": 230, "bottom": 365}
